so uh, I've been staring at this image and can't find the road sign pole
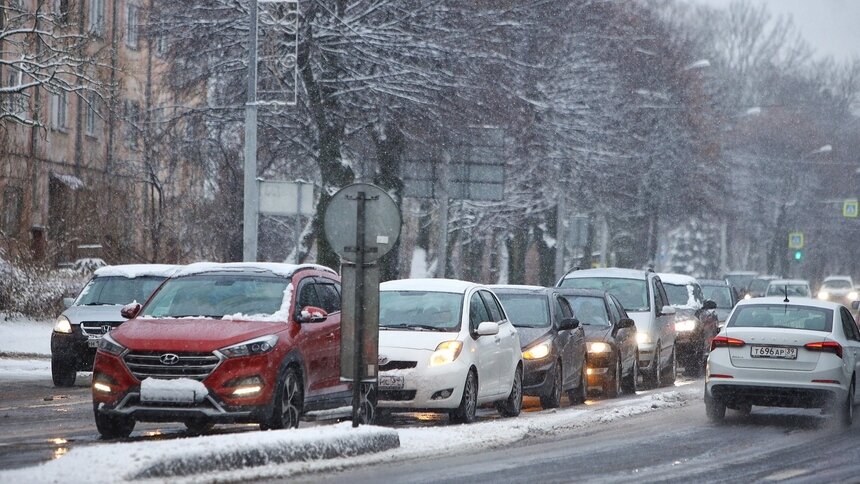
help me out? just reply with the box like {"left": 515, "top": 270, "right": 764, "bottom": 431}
{"left": 351, "top": 191, "right": 366, "bottom": 427}
{"left": 242, "top": 0, "right": 259, "bottom": 262}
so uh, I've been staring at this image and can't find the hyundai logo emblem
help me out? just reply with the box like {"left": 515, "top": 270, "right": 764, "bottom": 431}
{"left": 160, "top": 353, "right": 180, "bottom": 365}
{"left": 378, "top": 354, "right": 389, "bottom": 366}
{"left": 101, "top": 324, "right": 112, "bottom": 334}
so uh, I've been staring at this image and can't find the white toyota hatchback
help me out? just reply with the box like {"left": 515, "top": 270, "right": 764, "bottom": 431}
{"left": 376, "top": 279, "right": 523, "bottom": 423}
{"left": 705, "top": 297, "right": 860, "bottom": 425}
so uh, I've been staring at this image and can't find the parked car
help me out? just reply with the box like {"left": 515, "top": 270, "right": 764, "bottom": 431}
{"left": 376, "top": 279, "right": 523, "bottom": 423}
{"left": 51, "top": 264, "right": 177, "bottom": 387}
{"left": 817, "top": 276, "right": 857, "bottom": 304}
{"left": 705, "top": 297, "right": 860, "bottom": 425}
{"left": 745, "top": 275, "right": 780, "bottom": 299}
{"left": 765, "top": 279, "right": 812, "bottom": 298}
{"left": 723, "top": 271, "right": 757, "bottom": 297}
{"left": 659, "top": 273, "right": 719, "bottom": 376}
{"left": 698, "top": 279, "right": 739, "bottom": 328}
{"left": 92, "top": 263, "right": 347, "bottom": 438}
{"left": 557, "top": 268, "right": 677, "bottom": 388}
{"left": 492, "top": 285, "right": 587, "bottom": 408}
{"left": 557, "top": 288, "right": 638, "bottom": 396}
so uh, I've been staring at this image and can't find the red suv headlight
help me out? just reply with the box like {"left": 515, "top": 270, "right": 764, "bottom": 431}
{"left": 218, "top": 335, "right": 279, "bottom": 358}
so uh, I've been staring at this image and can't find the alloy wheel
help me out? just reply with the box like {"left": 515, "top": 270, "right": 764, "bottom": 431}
{"left": 281, "top": 371, "right": 302, "bottom": 428}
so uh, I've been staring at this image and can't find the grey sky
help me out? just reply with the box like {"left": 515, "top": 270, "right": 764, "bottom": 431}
{"left": 686, "top": 0, "right": 860, "bottom": 62}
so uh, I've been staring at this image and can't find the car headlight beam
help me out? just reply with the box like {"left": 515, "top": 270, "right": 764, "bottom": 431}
{"left": 674, "top": 319, "right": 697, "bottom": 332}
{"left": 848, "top": 291, "right": 858, "bottom": 301}
{"left": 430, "top": 341, "right": 463, "bottom": 366}
{"left": 817, "top": 291, "right": 829, "bottom": 301}
{"left": 54, "top": 315, "right": 72, "bottom": 334}
{"left": 587, "top": 342, "right": 610, "bottom": 353}
{"left": 636, "top": 332, "right": 651, "bottom": 345}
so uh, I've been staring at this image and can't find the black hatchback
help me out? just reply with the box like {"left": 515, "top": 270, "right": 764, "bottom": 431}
{"left": 491, "top": 285, "right": 587, "bottom": 408}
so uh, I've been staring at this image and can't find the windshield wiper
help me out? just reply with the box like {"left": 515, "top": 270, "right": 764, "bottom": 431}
{"left": 168, "top": 314, "right": 223, "bottom": 319}
{"left": 82, "top": 302, "right": 114, "bottom": 306}
{"left": 381, "top": 323, "right": 447, "bottom": 331}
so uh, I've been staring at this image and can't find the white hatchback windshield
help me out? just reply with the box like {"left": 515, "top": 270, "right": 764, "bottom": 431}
{"left": 379, "top": 291, "right": 462, "bottom": 331}
{"left": 141, "top": 274, "right": 289, "bottom": 319}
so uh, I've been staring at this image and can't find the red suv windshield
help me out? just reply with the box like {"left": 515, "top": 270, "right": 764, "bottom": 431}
{"left": 141, "top": 274, "right": 290, "bottom": 319}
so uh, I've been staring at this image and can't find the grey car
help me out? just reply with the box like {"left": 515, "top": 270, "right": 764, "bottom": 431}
{"left": 50, "top": 264, "right": 177, "bottom": 386}
{"left": 698, "top": 279, "right": 739, "bottom": 327}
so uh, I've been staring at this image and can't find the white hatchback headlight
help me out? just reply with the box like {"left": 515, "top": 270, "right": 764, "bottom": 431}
{"left": 54, "top": 315, "right": 72, "bottom": 334}
{"left": 848, "top": 291, "right": 858, "bottom": 301}
{"left": 636, "top": 332, "right": 651, "bottom": 345}
{"left": 430, "top": 341, "right": 463, "bottom": 366}
{"left": 818, "top": 291, "right": 830, "bottom": 301}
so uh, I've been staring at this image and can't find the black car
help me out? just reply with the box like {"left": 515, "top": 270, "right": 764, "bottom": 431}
{"left": 698, "top": 279, "right": 739, "bottom": 328}
{"left": 557, "top": 288, "right": 638, "bottom": 397}
{"left": 492, "top": 285, "right": 587, "bottom": 408}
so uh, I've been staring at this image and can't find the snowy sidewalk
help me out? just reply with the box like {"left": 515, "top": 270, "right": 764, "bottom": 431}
{"left": 0, "top": 313, "right": 53, "bottom": 357}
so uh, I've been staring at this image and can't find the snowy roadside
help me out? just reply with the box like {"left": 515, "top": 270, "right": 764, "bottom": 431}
{"left": 0, "top": 357, "right": 51, "bottom": 381}
{"left": 0, "top": 313, "right": 53, "bottom": 357}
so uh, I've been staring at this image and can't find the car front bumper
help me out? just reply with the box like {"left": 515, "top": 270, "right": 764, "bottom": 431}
{"left": 376, "top": 348, "right": 469, "bottom": 411}
{"left": 522, "top": 357, "right": 557, "bottom": 396}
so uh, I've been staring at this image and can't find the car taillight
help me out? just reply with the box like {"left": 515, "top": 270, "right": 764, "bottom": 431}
{"left": 804, "top": 341, "right": 843, "bottom": 358}
{"left": 710, "top": 336, "right": 745, "bottom": 352}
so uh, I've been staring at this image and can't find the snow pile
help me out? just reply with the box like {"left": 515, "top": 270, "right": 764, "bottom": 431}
{"left": 0, "top": 423, "right": 399, "bottom": 483}
{"left": 0, "top": 314, "right": 53, "bottom": 356}
{"left": 174, "top": 262, "right": 335, "bottom": 278}
{"left": 222, "top": 282, "right": 294, "bottom": 322}
{"left": 0, "top": 262, "right": 87, "bottom": 318}
{"left": 410, "top": 247, "right": 430, "bottom": 278}
{"left": 94, "top": 264, "right": 179, "bottom": 279}
{"left": 0, "top": 358, "right": 51, "bottom": 381}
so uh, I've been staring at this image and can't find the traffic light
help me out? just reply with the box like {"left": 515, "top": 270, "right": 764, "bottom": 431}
{"left": 794, "top": 250, "right": 803, "bottom": 261}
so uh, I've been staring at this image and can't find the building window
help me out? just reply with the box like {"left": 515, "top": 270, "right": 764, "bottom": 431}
{"left": 2, "top": 186, "right": 23, "bottom": 235}
{"left": 85, "top": 91, "right": 99, "bottom": 136}
{"left": 4, "top": 71, "right": 27, "bottom": 115}
{"left": 155, "top": 31, "right": 168, "bottom": 57}
{"left": 124, "top": 100, "right": 140, "bottom": 150}
{"left": 88, "top": 0, "right": 105, "bottom": 35}
{"left": 126, "top": 5, "right": 139, "bottom": 49}
{"left": 52, "top": 0, "right": 69, "bottom": 23}
{"left": 50, "top": 90, "right": 68, "bottom": 130}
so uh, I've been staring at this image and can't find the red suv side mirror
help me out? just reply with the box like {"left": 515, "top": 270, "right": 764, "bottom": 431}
{"left": 297, "top": 306, "right": 328, "bottom": 323}
{"left": 121, "top": 303, "right": 142, "bottom": 320}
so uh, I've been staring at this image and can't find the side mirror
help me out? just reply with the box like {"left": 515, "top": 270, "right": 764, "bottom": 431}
{"left": 852, "top": 301, "right": 860, "bottom": 310}
{"left": 617, "top": 317, "right": 636, "bottom": 330}
{"left": 660, "top": 305, "right": 676, "bottom": 316}
{"left": 476, "top": 321, "right": 500, "bottom": 336}
{"left": 63, "top": 298, "right": 75, "bottom": 309}
{"left": 120, "top": 303, "right": 141, "bottom": 320}
{"left": 297, "top": 306, "right": 328, "bottom": 323}
{"left": 558, "top": 318, "right": 579, "bottom": 331}
{"left": 703, "top": 300, "right": 717, "bottom": 310}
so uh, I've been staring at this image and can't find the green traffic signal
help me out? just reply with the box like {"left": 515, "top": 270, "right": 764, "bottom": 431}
{"left": 794, "top": 250, "right": 803, "bottom": 261}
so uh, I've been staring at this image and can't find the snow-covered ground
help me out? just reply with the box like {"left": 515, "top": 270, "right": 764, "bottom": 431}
{"left": 0, "top": 358, "right": 51, "bottom": 381}
{"left": 0, "top": 313, "right": 53, "bottom": 356}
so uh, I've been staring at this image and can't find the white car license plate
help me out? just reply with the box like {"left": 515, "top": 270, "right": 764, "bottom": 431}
{"left": 379, "top": 375, "right": 404, "bottom": 390}
{"left": 87, "top": 337, "right": 101, "bottom": 348}
{"left": 751, "top": 345, "right": 797, "bottom": 359}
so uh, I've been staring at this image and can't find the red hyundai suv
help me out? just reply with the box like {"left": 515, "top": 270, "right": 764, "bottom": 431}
{"left": 91, "top": 262, "right": 349, "bottom": 438}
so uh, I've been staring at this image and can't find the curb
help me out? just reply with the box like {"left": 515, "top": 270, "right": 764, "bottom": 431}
{"left": 133, "top": 428, "right": 400, "bottom": 479}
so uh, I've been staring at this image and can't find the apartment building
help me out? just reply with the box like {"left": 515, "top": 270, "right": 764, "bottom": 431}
{"left": 0, "top": 0, "right": 203, "bottom": 264}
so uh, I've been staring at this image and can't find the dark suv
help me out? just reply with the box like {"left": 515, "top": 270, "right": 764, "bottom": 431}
{"left": 92, "top": 263, "right": 350, "bottom": 438}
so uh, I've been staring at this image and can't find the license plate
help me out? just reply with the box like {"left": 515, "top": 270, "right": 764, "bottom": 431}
{"left": 140, "top": 381, "right": 200, "bottom": 404}
{"left": 379, "top": 375, "right": 404, "bottom": 390}
{"left": 751, "top": 345, "right": 797, "bottom": 359}
{"left": 87, "top": 337, "right": 101, "bottom": 348}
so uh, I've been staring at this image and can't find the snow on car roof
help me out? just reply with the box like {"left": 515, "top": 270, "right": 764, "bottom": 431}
{"left": 381, "top": 278, "right": 479, "bottom": 293}
{"left": 93, "top": 264, "right": 179, "bottom": 278}
{"left": 823, "top": 275, "right": 853, "bottom": 282}
{"left": 489, "top": 284, "right": 547, "bottom": 293}
{"left": 735, "top": 296, "right": 841, "bottom": 310}
{"left": 174, "top": 262, "right": 336, "bottom": 278}
{"left": 658, "top": 273, "right": 698, "bottom": 286}
{"left": 767, "top": 279, "right": 810, "bottom": 286}
{"left": 561, "top": 267, "right": 649, "bottom": 281}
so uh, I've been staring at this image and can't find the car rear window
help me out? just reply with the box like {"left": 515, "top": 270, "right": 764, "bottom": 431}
{"left": 495, "top": 293, "right": 550, "bottom": 328}
{"left": 727, "top": 304, "right": 833, "bottom": 332}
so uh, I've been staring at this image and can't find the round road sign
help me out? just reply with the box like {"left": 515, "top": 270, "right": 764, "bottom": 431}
{"left": 323, "top": 183, "right": 401, "bottom": 264}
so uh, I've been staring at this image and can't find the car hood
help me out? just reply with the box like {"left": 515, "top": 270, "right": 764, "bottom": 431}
{"left": 62, "top": 304, "right": 125, "bottom": 324}
{"left": 111, "top": 318, "right": 288, "bottom": 353}
{"left": 583, "top": 325, "right": 612, "bottom": 342}
{"left": 515, "top": 327, "right": 552, "bottom": 349}
{"left": 379, "top": 329, "right": 460, "bottom": 351}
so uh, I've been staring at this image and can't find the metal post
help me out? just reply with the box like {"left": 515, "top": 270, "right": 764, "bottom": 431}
{"left": 294, "top": 182, "right": 303, "bottom": 263}
{"left": 352, "top": 192, "right": 366, "bottom": 427}
{"left": 599, "top": 214, "right": 609, "bottom": 268}
{"left": 554, "top": 195, "right": 566, "bottom": 281}
{"left": 436, "top": 157, "right": 449, "bottom": 278}
{"left": 242, "top": 0, "right": 259, "bottom": 262}
{"left": 719, "top": 220, "right": 728, "bottom": 275}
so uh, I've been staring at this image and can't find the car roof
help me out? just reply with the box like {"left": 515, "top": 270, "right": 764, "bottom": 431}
{"left": 823, "top": 275, "right": 853, "bottom": 282}
{"left": 381, "top": 278, "right": 479, "bottom": 293}
{"left": 752, "top": 275, "right": 780, "bottom": 280}
{"left": 174, "top": 262, "right": 336, "bottom": 278}
{"left": 489, "top": 284, "right": 549, "bottom": 295}
{"left": 658, "top": 273, "right": 698, "bottom": 285}
{"left": 735, "top": 296, "right": 842, "bottom": 310}
{"left": 698, "top": 279, "right": 729, "bottom": 286}
{"left": 555, "top": 287, "right": 608, "bottom": 298}
{"left": 561, "top": 267, "right": 649, "bottom": 281}
{"left": 767, "top": 279, "right": 810, "bottom": 286}
{"left": 93, "top": 264, "right": 179, "bottom": 278}
{"left": 725, "top": 271, "right": 757, "bottom": 276}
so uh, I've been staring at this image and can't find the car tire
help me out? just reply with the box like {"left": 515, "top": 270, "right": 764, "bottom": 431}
{"left": 93, "top": 404, "right": 135, "bottom": 439}
{"left": 620, "top": 351, "right": 638, "bottom": 394}
{"left": 52, "top": 355, "right": 76, "bottom": 387}
{"left": 496, "top": 365, "right": 523, "bottom": 417}
{"left": 266, "top": 366, "right": 303, "bottom": 430}
{"left": 840, "top": 380, "right": 855, "bottom": 427}
{"left": 184, "top": 419, "right": 214, "bottom": 435}
{"left": 451, "top": 369, "right": 478, "bottom": 424}
{"left": 643, "top": 344, "right": 662, "bottom": 389}
{"left": 540, "top": 361, "right": 563, "bottom": 409}
{"left": 704, "top": 388, "right": 726, "bottom": 423}
{"left": 662, "top": 346, "right": 677, "bottom": 387}
{"left": 604, "top": 355, "right": 621, "bottom": 399}
{"left": 568, "top": 362, "right": 587, "bottom": 405}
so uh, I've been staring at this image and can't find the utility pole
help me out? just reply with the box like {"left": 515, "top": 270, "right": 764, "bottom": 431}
{"left": 242, "top": 0, "right": 259, "bottom": 262}
{"left": 435, "top": 154, "right": 450, "bottom": 278}
{"left": 554, "top": 195, "right": 566, "bottom": 282}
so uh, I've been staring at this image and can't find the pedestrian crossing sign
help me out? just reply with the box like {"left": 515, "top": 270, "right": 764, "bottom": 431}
{"left": 788, "top": 232, "right": 804, "bottom": 249}
{"left": 843, "top": 199, "right": 858, "bottom": 218}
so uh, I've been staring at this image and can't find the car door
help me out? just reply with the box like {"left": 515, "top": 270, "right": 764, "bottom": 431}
{"left": 608, "top": 295, "right": 636, "bottom": 375}
{"left": 652, "top": 277, "right": 675, "bottom": 367}
{"left": 839, "top": 307, "right": 860, "bottom": 400}
{"left": 552, "top": 294, "right": 578, "bottom": 389}
{"left": 294, "top": 276, "right": 331, "bottom": 398}
{"left": 481, "top": 290, "right": 516, "bottom": 396}
{"left": 313, "top": 277, "right": 348, "bottom": 397}
{"left": 469, "top": 291, "right": 501, "bottom": 398}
